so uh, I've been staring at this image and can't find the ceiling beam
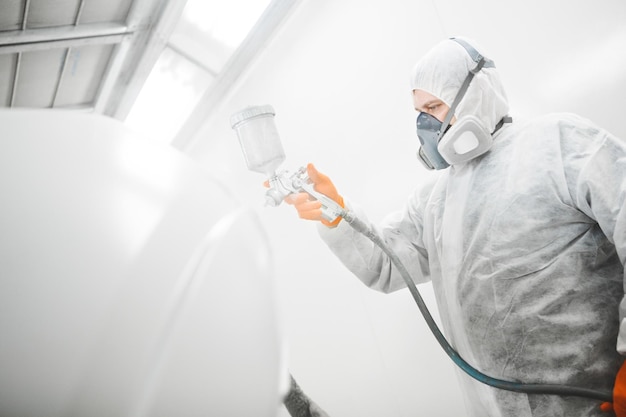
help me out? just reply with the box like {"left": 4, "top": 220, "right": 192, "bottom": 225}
{"left": 0, "top": 23, "right": 132, "bottom": 54}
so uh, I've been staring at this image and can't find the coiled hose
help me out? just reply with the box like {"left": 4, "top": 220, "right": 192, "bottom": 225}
{"left": 340, "top": 209, "right": 612, "bottom": 403}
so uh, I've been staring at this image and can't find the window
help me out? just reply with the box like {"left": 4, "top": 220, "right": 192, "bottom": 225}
{"left": 124, "top": 0, "right": 272, "bottom": 144}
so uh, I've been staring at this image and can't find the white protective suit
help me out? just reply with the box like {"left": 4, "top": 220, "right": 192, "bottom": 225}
{"left": 318, "top": 38, "right": 626, "bottom": 417}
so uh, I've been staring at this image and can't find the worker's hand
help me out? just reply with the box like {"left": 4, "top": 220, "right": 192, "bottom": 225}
{"left": 601, "top": 360, "right": 626, "bottom": 416}
{"left": 285, "top": 163, "right": 344, "bottom": 227}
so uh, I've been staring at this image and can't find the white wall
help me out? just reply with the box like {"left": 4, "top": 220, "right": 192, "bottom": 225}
{"left": 184, "top": 0, "right": 626, "bottom": 416}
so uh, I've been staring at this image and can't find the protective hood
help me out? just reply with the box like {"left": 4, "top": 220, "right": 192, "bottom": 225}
{"left": 410, "top": 37, "right": 510, "bottom": 136}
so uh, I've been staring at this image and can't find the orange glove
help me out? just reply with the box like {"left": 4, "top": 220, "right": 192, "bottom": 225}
{"left": 601, "top": 360, "right": 626, "bottom": 416}
{"left": 285, "top": 163, "right": 344, "bottom": 227}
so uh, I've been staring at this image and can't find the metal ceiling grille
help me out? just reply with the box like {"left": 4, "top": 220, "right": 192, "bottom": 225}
{"left": 0, "top": 0, "right": 131, "bottom": 110}
{"left": 0, "top": 0, "right": 187, "bottom": 117}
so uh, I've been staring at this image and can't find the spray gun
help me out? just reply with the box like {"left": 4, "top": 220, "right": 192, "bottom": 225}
{"left": 265, "top": 166, "right": 344, "bottom": 222}
{"left": 229, "top": 105, "right": 612, "bottom": 404}
{"left": 229, "top": 105, "right": 344, "bottom": 223}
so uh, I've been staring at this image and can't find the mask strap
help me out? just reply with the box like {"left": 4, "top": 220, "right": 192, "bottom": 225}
{"left": 436, "top": 69, "right": 477, "bottom": 142}
{"left": 436, "top": 38, "right": 495, "bottom": 142}
{"left": 492, "top": 115, "right": 513, "bottom": 134}
{"left": 450, "top": 37, "right": 495, "bottom": 70}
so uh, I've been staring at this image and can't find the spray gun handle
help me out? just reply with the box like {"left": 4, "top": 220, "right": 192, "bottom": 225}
{"left": 297, "top": 181, "right": 344, "bottom": 223}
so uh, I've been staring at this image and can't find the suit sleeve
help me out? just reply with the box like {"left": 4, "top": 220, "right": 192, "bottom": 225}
{"left": 317, "top": 184, "right": 434, "bottom": 293}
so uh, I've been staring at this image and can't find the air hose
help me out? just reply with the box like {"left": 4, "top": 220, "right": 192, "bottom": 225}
{"left": 340, "top": 209, "right": 613, "bottom": 403}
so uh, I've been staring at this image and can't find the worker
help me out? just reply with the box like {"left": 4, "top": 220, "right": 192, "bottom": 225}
{"left": 282, "top": 37, "right": 626, "bottom": 416}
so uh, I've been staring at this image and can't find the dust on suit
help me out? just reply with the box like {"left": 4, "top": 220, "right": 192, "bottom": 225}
{"left": 317, "top": 38, "right": 626, "bottom": 417}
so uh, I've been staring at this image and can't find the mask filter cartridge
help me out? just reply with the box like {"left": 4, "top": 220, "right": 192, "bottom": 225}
{"left": 438, "top": 115, "right": 494, "bottom": 165}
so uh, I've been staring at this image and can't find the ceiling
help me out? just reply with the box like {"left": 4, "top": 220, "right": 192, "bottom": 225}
{"left": 0, "top": 0, "right": 184, "bottom": 116}
{"left": 0, "top": 0, "right": 301, "bottom": 146}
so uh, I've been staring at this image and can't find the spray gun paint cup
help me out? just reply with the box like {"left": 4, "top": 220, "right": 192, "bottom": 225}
{"left": 230, "top": 105, "right": 286, "bottom": 176}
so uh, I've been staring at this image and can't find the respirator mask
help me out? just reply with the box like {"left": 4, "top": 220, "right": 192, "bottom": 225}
{"left": 416, "top": 38, "right": 510, "bottom": 170}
